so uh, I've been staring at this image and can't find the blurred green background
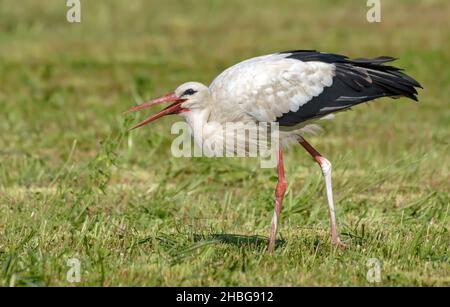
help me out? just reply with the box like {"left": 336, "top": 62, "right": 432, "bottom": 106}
{"left": 0, "top": 0, "right": 448, "bottom": 286}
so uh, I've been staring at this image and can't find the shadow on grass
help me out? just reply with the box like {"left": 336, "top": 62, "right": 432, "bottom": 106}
{"left": 193, "top": 233, "right": 286, "bottom": 250}
{"left": 138, "top": 233, "right": 286, "bottom": 260}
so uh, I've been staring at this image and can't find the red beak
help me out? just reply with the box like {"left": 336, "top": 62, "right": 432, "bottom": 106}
{"left": 126, "top": 92, "right": 186, "bottom": 131}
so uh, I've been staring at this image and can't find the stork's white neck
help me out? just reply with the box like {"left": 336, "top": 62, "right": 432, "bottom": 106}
{"left": 180, "top": 108, "right": 211, "bottom": 148}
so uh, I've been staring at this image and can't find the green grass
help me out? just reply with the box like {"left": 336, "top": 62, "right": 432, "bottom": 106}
{"left": 0, "top": 0, "right": 449, "bottom": 286}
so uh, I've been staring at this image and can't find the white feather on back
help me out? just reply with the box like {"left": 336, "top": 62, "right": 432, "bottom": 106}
{"left": 209, "top": 53, "right": 335, "bottom": 123}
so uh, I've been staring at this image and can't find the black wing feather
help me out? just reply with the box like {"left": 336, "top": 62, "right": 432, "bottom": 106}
{"left": 277, "top": 50, "right": 422, "bottom": 127}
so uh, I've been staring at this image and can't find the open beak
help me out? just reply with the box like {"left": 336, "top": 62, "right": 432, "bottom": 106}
{"left": 126, "top": 92, "right": 186, "bottom": 131}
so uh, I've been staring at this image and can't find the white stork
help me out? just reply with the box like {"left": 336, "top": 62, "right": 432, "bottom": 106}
{"left": 126, "top": 50, "right": 421, "bottom": 252}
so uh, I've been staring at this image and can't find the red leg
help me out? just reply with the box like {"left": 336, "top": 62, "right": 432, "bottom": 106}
{"left": 299, "top": 138, "right": 346, "bottom": 249}
{"left": 268, "top": 146, "right": 287, "bottom": 253}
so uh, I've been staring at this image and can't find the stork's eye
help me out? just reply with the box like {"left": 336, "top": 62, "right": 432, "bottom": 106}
{"left": 182, "top": 88, "right": 197, "bottom": 96}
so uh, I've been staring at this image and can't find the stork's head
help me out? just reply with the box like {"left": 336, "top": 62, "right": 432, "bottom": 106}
{"left": 126, "top": 82, "right": 210, "bottom": 130}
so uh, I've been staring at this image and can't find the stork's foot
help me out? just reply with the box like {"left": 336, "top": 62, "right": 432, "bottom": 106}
{"left": 332, "top": 237, "right": 347, "bottom": 250}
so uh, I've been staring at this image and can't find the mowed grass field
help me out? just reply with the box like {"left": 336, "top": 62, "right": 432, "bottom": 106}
{"left": 0, "top": 0, "right": 448, "bottom": 286}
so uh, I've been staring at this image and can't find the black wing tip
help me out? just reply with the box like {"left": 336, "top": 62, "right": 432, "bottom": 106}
{"left": 400, "top": 92, "right": 419, "bottom": 102}
{"left": 280, "top": 49, "right": 317, "bottom": 54}
{"left": 280, "top": 50, "right": 401, "bottom": 67}
{"left": 411, "top": 78, "right": 423, "bottom": 89}
{"left": 280, "top": 49, "right": 423, "bottom": 101}
{"left": 352, "top": 56, "right": 397, "bottom": 63}
{"left": 348, "top": 55, "right": 423, "bottom": 101}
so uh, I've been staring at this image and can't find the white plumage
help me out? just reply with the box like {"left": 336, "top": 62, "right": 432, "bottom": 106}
{"left": 209, "top": 53, "right": 335, "bottom": 124}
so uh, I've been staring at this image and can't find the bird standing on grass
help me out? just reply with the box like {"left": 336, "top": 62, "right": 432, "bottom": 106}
{"left": 126, "top": 50, "right": 421, "bottom": 252}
